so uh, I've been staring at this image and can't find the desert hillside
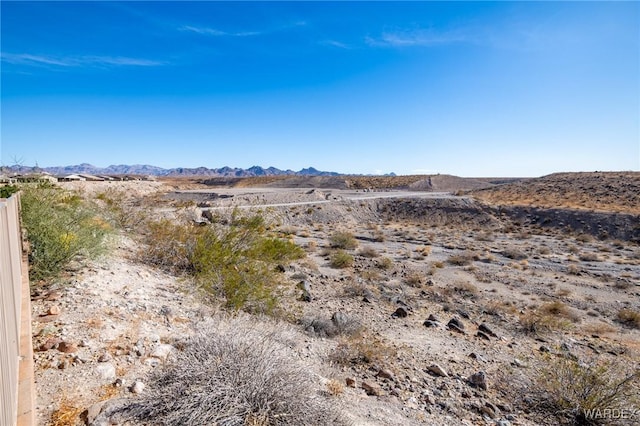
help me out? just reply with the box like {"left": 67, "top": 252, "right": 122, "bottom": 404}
{"left": 472, "top": 172, "right": 640, "bottom": 215}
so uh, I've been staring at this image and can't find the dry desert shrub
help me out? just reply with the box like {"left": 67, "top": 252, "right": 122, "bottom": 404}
{"left": 502, "top": 247, "right": 528, "bottom": 260}
{"left": 329, "top": 231, "right": 358, "bottom": 250}
{"left": 616, "top": 308, "right": 640, "bottom": 329}
{"left": 447, "top": 250, "right": 478, "bottom": 266}
{"left": 519, "top": 305, "right": 579, "bottom": 334}
{"left": 376, "top": 256, "right": 393, "bottom": 270}
{"left": 116, "top": 318, "right": 346, "bottom": 426}
{"left": 509, "top": 356, "right": 640, "bottom": 425}
{"left": 358, "top": 246, "right": 379, "bottom": 258}
{"left": 301, "top": 312, "right": 361, "bottom": 338}
{"left": 330, "top": 250, "right": 354, "bottom": 268}
{"left": 330, "top": 332, "right": 397, "bottom": 367}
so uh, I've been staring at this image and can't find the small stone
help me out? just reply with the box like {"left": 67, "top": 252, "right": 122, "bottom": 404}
{"left": 345, "top": 377, "right": 356, "bottom": 388}
{"left": 392, "top": 307, "right": 408, "bottom": 318}
{"left": 58, "top": 359, "right": 70, "bottom": 370}
{"left": 447, "top": 317, "right": 464, "bottom": 334}
{"left": 377, "top": 368, "right": 394, "bottom": 380}
{"left": 448, "top": 317, "right": 465, "bottom": 330}
{"left": 45, "top": 291, "right": 62, "bottom": 301}
{"left": 38, "top": 337, "right": 62, "bottom": 351}
{"left": 150, "top": 343, "right": 175, "bottom": 360}
{"left": 98, "top": 352, "right": 113, "bottom": 363}
{"left": 96, "top": 363, "right": 117, "bottom": 380}
{"left": 448, "top": 323, "right": 465, "bottom": 334}
{"left": 480, "top": 404, "right": 496, "bottom": 418}
{"left": 130, "top": 381, "right": 145, "bottom": 394}
{"left": 511, "top": 358, "right": 525, "bottom": 368}
{"left": 479, "top": 323, "right": 498, "bottom": 337}
{"left": 539, "top": 345, "right": 551, "bottom": 353}
{"left": 423, "top": 320, "right": 439, "bottom": 328}
{"left": 361, "top": 381, "right": 383, "bottom": 396}
{"left": 81, "top": 401, "right": 107, "bottom": 425}
{"left": 143, "top": 357, "right": 160, "bottom": 367}
{"left": 58, "top": 341, "right": 78, "bottom": 353}
{"left": 468, "top": 371, "right": 488, "bottom": 390}
{"left": 427, "top": 364, "right": 449, "bottom": 377}
{"left": 36, "top": 315, "right": 59, "bottom": 323}
{"left": 476, "top": 331, "right": 491, "bottom": 341}
{"left": 48, "top": 305, "right": 61, "bottom": 315}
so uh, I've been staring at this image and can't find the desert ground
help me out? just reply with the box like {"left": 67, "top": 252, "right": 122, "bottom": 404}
{"left": 32, "top": 173, "right": 639, "bottom": 425}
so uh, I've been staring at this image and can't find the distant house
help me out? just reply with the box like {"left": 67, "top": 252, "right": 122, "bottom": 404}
{"left": 15, "top": 173, "right": 58, "bottom": 183}
{"left": 77, "top": 174, "right": 104, "bottom": 181}
{"left": 58, "top": 174, "right": 86, "bottom": 182}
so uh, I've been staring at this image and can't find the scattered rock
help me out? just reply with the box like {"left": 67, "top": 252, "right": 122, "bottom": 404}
{"left": 391, "top": 307, "right": 408, "bottom": 318}
{"left": 36, "top": 315, "right": 59, "bottom": 323}
{"left": 377, "top": 368, "right": 394, "bottom": 380}
{"left": 58, "top": 341, "right": 78, "bottom": 353}
{"left": 81, "top": 400, "right": 108, "bottom": 425}
{"left": 423, "top": 320, "right": 440, "bottom": 328}
{"left": 345, "top": 377, "right": 356, "bottom": 388}
{"left": 38, "top": 337, "right": 62, "bottom": 351}
{"left": 96, "top": 363, "right": 117, "bottom": 381}
{"left": 45, "top": 291, "right": 62, "bottom": 301}
{"left": 447, "top": 318, "right": 466, "bottom": 334}
{"left": 48, "top": 305, "right": 61, "bottom": 315}
{"left": 476, "top": 331, "right": 491, "bottom": 341}
{"left": 428, "top": 314, "right": 439, "bottom": 322}
{"left": 130, "top": 381, "right": 145, "bottom": 394}
{"left": 539, "top": 345, "right": 551, "bottom": 353}
{"left": 427, "top": 364, "right": 449, "bottom": 377}
{"left": 297, "top": 280, "right": 312, "bottom": 302}
{"left": 362, "top": 381, "right": 383, "bottom": 396}
{"left": 478, "top": 323, "right": 498, "bottom": 338}
{"left": 150, "top": 343, "right": 175, "bottom": 360}
{"left": 468, "top": 371, "right": 488, "bottom": 390}
{"left": 511, "top": 358, "right": 525, "bottom": 368}
{"left": 98, "top": 352, "right": 113, "bottom": 363}
{"left": 480, "top": 403, "right": 497, "bottom": 418}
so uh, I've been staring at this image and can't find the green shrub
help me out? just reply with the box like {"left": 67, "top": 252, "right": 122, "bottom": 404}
{"left": 329, "top": 250, "right": 354, "bottom": 269}
{"left": 0, "top": 185, "right": 19, "bottom": 198}
{"left": 329, "top": 231, "right": 358, "bottom": 250}
{"left": 141, "top": 210, "right": 304, "bottom": 314}
{"left": 20, "top": 183, "right": 110, "bottom": 282}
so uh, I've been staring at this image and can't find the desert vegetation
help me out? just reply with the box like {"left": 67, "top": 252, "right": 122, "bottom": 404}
{"left": 19, "top": 174, "right": 640, "bottom": 425}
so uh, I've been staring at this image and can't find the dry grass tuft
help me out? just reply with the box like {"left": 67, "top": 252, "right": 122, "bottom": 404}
{"left": 116, "top": 317, "right": 345, "bottom": 425}
{"left": 50, "top": 394, "right": 84, "bottom": 426}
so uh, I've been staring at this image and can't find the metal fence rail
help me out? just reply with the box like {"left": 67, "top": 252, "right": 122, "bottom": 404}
{"left": 0, "top": 193, "right": 35, "bottom": 426}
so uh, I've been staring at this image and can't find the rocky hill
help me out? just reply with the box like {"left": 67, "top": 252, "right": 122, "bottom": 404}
{"left": 471, "top": 172, "right": 640, "bottom": 215}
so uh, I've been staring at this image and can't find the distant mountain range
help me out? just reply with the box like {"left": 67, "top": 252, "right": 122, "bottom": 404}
{"left": 2, "top": 163, "right": 344, "bottom": 177}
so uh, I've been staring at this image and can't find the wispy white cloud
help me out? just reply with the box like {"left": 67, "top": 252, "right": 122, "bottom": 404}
{"left": 180, "top": 25, "right": 261, "bottom": 37}
{"left": 1, "top": 52, "right": 165, "bottom": 67}
{"left": 366, "top": 28, "right": 469, "bottom": 48}
{"left": 320, "top": 40, "right": 351, "bottom": 49}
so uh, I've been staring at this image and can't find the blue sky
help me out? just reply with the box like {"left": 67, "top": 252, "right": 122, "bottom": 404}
{"left": 1, "top": 1, "right": 638, "bottom": 176}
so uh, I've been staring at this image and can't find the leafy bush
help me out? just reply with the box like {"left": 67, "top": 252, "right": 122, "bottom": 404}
{"left": 0, "top": 185, "right": 19, "bottom": 198}
{"left": 329, "top": 231, "right": 358, "bottom": 250}
{"left": 115, "top": 318, "right": 345, "bottom": 425}
{"left": 329, "top": 250, "right": 354, "bottom": 269}
{"left": 20, "top": 184, "right": 110, "bottom": 282}
{"left": 140, "top": 210, "right": 304, "bottom": 314}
